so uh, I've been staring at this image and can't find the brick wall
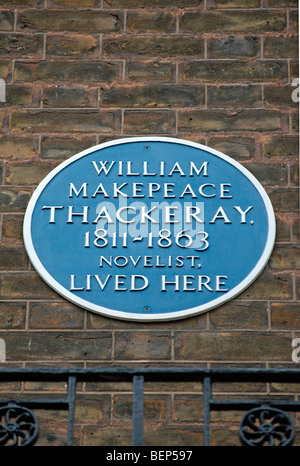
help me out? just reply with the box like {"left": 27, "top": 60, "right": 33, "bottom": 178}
{"left": 0, "top": 0, "right": 298, "bottom": 446}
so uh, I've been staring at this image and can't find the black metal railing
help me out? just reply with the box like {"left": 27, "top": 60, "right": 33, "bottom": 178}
{"left": 0, "top": 367, "right": 299, "bottom": 447}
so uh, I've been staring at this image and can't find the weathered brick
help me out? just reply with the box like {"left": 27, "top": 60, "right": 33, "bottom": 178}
{"left": 46, "top": 34, "right": 98, "bottom": 57}
{"left": 2, "top": 215, "right": 23, "bottom": 241}
{"left": 208, "top": 136, "right": 255, "bottom": 159}
{"left": 114, "top": 332, "right": 171, "bottom": 360}
{"left": 103, "top": 36, "right": 204, "bottom": 57}
{"left": 82, "top": 426, "right": 132, "bottom": 446}
{"left": 50, "top": 0, "right": 98, "bottom": 5}
{"left": 34, "top": 422, "right": 69, "bottom": 446}
{"left": 291, "top": 218, "right": 299, "bottom": 242}
{"left": 271, "top": 303, "right": 300, "bottom": 329}
{"left": 113, "top": 394, "right": 169, "bottom": 421}
{"left": 243, "top": 162, "right": 288, "bottom": 186}
{"left": 74, "top": 396, "right": 111, "bottom": 424}
{"left": 0, "top": 136, "right": 38, "bottom": 159}
{"left": 29, "top": 303, "right": 84, "bottom": 329}
{"left": 173, "top": 395, "right": 204, "bottom": 422}
{"left": 264, "top": 84, "right": 298, "bottom": 108}
{"left": 100, "top": 85, "right": 205, "bottom": 108}
{"left": 207, "top": 85, "right": 262, "bottom": 108}
{"left": 14, "top": 60, "right": 121, "bottom": 84}
{"left": 181, "top": 11, "right": 286, "bottom": 33}
{"left": 174, "top": 331, "right": 292, "bottom": 361}
{"left": 127, "top": 11, "right": 176, "bottom": 32}
{"left": 290, "top": 163, "right": 299, "bottom": 186}
{"left": 269, "top": 245, "right": 300, "bottom": 270}
{"left": 41, "top": 135, "right": 96, "bottom": 159}
{"left": 145, "top": 427, "right": 203, "bottom": 447}
{"left": 208, "top": 0, "right": 260, "bottom": 7}
{"left": 0, "top": 189, "right": 31, "bottom": 212}
{"left": 0, "top": 162, "right": 3, "bottom": 183}
{"left": 0, "top": 0, "right": 43, "bottom": 4}
{"left": 178, "top": 109, "right": 287, "bottom": 132}
{"left": 18, "top": 10, "right": 122, "bottom": 32}
{"left": 0, "top": 273, "right": 56, "bottom": 299}
{"left": 0, "top": 11, "right": 14, "bottom": 31}
{"left": 127, "top": 61, "right": 175, "bottom": 82}
{"left": 209, "top": 302, "right": 268, "bottom": 329}
{"left": 4, "top": 85, "right": 35, "bottom": 107}
{"left": 5, "top": 331, "right": 112, "bottom": 361}
{"left": 239, "top": 269, "right": 292, "bottom": 300}
{"left": 264, "top": 35, "right": 298, "bottom": 57}
{"left": 0, "top": 162, "right": 4, "bottom": 183}
{"left": 181, "top": 61, "right": 287, "bottom": 83}
{"left": 105, "top": 0, "right": 201, "bottom": 6}
{"left": 207, "top": 37, "right": 260, "bottom": 58}
{"left": 5, "top": 161, "right": 55, "bottom": 185}
{"left": 124, "top": 110, "right": 175, "bottom": 134}
{"left": 83, "top": 424, "right": 203, "bottom": 447}
{"left": 0, "top": 246, "right": 27, "bottom": 270}
{"left": 291, "top": 110, "right": 298, "bottom": 132}
{"left": 10, "top": 110, "right": 121, "bottom": 133}
{"left": 42, "top": 86, "right": 98, "bottom": 108}
{"left": 290, "top": 10, "right": 298, "bottom": 31}
{"left": 0, "top": 302, "right": 26, "bottom": 329}
{"left": 0, "top": 33, "right": 43, "bottom": 57}
{"left": 274, "top": 213, "right": 295, "bottom": 242}
{"left": 263, "top": 0, "right": 298, "bottom": 8}
{"left": 290, "top": 61, "right": 299, "bottom": 81}
{"left": 263, "top": 136, "right": 299, "bottom": 159}
{"left": 0, "top": 60, "right": 11, "bottom": 79}
{"left": 270, "top": 188, "right": 299, "bottom": 212}
{"left": 211, "top": 428, "right": 239, "bottom": 447}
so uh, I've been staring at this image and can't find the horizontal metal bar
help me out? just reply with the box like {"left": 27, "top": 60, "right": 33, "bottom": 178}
{"left": 210, "top": 400, "right": 300, "bottom": 411}
{"left": 1, "top": 367, "right": 300, "bottom": 383}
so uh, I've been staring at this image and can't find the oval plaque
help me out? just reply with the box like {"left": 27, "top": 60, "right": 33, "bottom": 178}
{"left": 23, "top": 137, "right": 276, "bottom": 321}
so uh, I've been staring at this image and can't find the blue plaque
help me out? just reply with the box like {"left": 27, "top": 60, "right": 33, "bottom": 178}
{"left": 23, "top": 137, "right": 276, "bottom": 321}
